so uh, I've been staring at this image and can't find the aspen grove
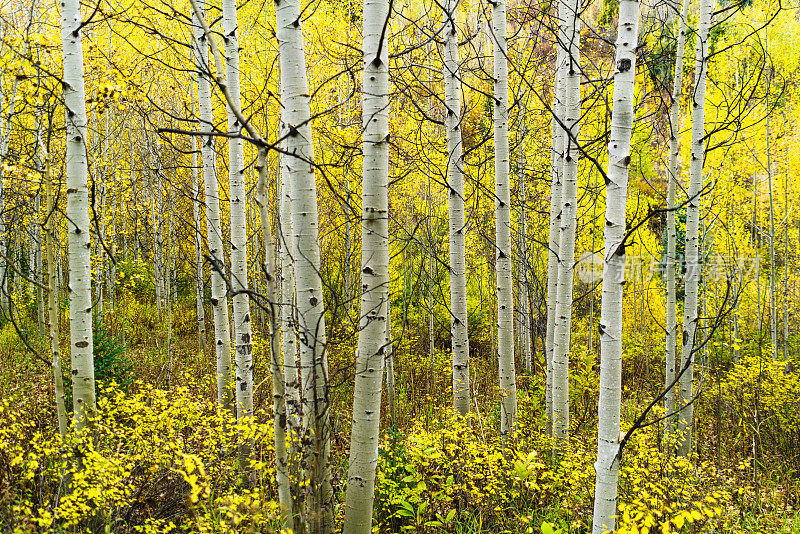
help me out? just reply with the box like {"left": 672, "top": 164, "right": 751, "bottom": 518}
{"left": 2, "top": 0, "right": 800, "bottom": 530}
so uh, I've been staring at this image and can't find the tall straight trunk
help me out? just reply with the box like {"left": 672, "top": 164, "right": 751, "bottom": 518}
{"left": 545, "top": 40, "right": 566, "bottom": 433}
{"left": 385, "top": 293, "right": 396, "bottom": 423}
{"left": 255, "top": 124, "right": 293, "bottom": 524}
{"left": 443, "top": 0, "right": 470, "bottom": 417}
{"left": 678, "top": 0, "right": 711, "bottom": 457}
{"left": 492, "top": 0, "right": 517, "bottom": 441}
{"left": 427, "top": 179, "right": 435, "bottom": 389}
{"left": 61, "top": 0, "right": 95, "bottom": 430}
{"left": 518, "top": 118, "right": 532, "bottom": 374}
{"left": 551, "top": 0, "right": 581, "bottom": 446}
{"left": 765, "top": 53, "right": 778, "bottom": 361}
{"left": 591, "top": 1, "right": 640, "bottom": 531}
{"left": 222, "top": 0, "right": 254, "bottom": 424}
{"left": 275, "top": 0, "right": 332, "bottom": 526}
{"left": 664, "top": 0, "right": 690, "bottom": 441}
{"left": 192, "top": 98, "right": 207, "bottom": 352}
{"left": 279, "top": 153, "right": 301, "bottom": 448}
{"left": 40, "top": 138, "right": 67, "bottom": 437}
{"left": 343, "top": 0, "right": 390, "bottom": 526}
{"left": 0, "top": 76, "right": 19, "bottom": 315}
{"left": 153, "top": 134, "right": 164, "bottom": 316}
{"left": 193, "top": 5, "right": 234, "bottom": 412}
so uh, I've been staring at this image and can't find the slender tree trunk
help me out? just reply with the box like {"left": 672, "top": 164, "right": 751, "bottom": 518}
{"left": 193, "top": 5, "right": 234, "bottom": 412}
{"left": 39, "top": 136, "right": 68, "bottom": 437}
{"left": 678, "top": 0, "right": 711, "bottom": 457}
{"left": 385, "top": 292, "right": 396, "bottom": 424}
{"left": 492, "top": 0, "right": 517, "bottom": 441}
{"left": 518, "top": 118, "right": 532, "bottom": 375}
{"left": 443, "top": 0, "right": 470, "bottom": 417}
{"left": 664, "top": 0, "right": 690, "bottom": 441}
{"left": 222, "top": 0, "right": 255, "bottom": 430}
{"left": 275, "top": 0, "right": 332, "bottom": 525}
{"left": 61, "top": 0, "right": 96, "bottom": 430}
{"left": 255, "top": 131, "right": 293, "bottom": 523}
{"left": 0, "top": 77, "right": 19, "bottom": 316}
{"left": 765, "top": 60, "right": 778, "bottom": 361}
{"left": 551, "top": 0, "right": 581, "bottom": 446}
{"left": 343, "top": 0, "right": 391, "bottom": 525}
{"left": 591, "top": 2, "right": 640, "bottom": 530}
{"left": 545, "top": 40, "right": 566, "bottom": 433}
{"left": 192, "top": 97, "right": 207, "bottom": 352}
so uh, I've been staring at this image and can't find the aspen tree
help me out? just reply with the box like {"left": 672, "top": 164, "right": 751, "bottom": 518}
{"left": 221, "top": 0, "right": 254, "bottom": 425}
{"left": 551, "top": 0, "right": 581, "bottom": 446}
{"left": 190, "top": 0, "right": 292, "bottom": 514}
{"left": 192, "top": 5, "right": 234, "bottom": 412}
{"left": 545, "top": 41, "right": 566, "bottom": 432}
{"left": 664, "top": 0, "right": 690, "bottom": 441}
{"left": 444, "top": 0, "right": 470, "bottom": 416}
{"left": 491, "top": 0, "right": 517, "bottom": 440}
{"left": 256, "top": 116, "right": 293, "bottom": 532}
{"left": 518, "top": 117, "right": 532, "bottom": 374}
{"left": 61, "top": 0, "right": 96, "bottom": 430}
{"left": 274, "top": 0, "right": 332, "bottom": 524}
{"left": 39, "top": 135, "right": 67, "bottom": 437}
{"left": 279, "top": 154, "right": 301, "bottom": 449}
{"left": 343, "top": 0, "right": 390, "bottom": 526}
{"left": 678, "top": 0, "right": 711, "bottom": 457}
{"left": 191, "top": 101, "right": 206, "bottom": 352}
{"left": 0, "top": 73, "right": 18, "bottom": 316}
{"left": 591, "top": 1, "right": 640, "bottom": 530}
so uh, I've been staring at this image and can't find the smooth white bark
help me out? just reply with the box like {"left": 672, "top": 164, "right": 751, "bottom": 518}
{"left": 546, "top": 39, "right": 566, "bottom": 433}
{"left": 443, "top": 0, "right": 470, "bottom": 417}
{"left": 343, "top": 1, "right": 390, "bottom": 526}
{"left": 275, "top": 0, "right": 332, "bottom": 526}
{"left": 551, "top": 0, "right": 581, "bottom": 446}
{"left": 678, "top": 0, "right": 711, "bottom": 457}
{"left": 61, "top": 0, "right": 95, "bottom": 430}
{"left": 664, "top": 0, "right": 690, "bottom": 441}
{"left": 192, "top": 96, "right": 207, "bottom": 352}
{"left": 221, "top": 0, "right": 254, "bottom": 425}
{"left": 193, "top": 5, "right": 234, "bottom": 412}
{"left": 492, "top": 0, "right": 517, "bottom": 441}
{"left": 591, "top": 2, "right": 640, "bottom": 531}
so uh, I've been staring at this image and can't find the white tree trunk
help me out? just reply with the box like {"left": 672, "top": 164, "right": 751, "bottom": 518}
{"left": 193, "top": 5, "right": 234, "bottom": 412}
{"left": 443, "top": 0, "right": 470, "bottom": 417}
{"left": 275, "top": 0, "right": 332, "bottom": 526}
{"left": 545, "top": 22, "right": 567, "bottom": 434}
{"left": 61, "top": 0, "right": 95, "bottom": 430}
{"left": 492, "top": 0, "right": 517, "bottom": 441}
{"left": 39, "top": 136, "right": 67, "bottom": 437}
{"left": 591, "top": 1, "right": 640, "bottom": 531}
{"left": 678, "top": 0, "right": 711, "bottom": 457}
{"left": 343, "top": 0, "right": 390, "bottom": 526}
{"left": 551, "top": 0, "right": 581, "bottom": 446}
{"left": 0, "top": 77, "right": 19, "bottom": 315}
{"left": 518, "top": 118, "right": 532, "bottom": 374}
{"left": 256, "top": 140, "right": 293, "bottom": 523}
{"left": 192, "top": 95, "right": 207, "bottom": 352}
{"left": 664, "top": 0, "right": 690, "bottom": 441}
{"left": 222, "top": 0, "right": 254, "bottom": 426}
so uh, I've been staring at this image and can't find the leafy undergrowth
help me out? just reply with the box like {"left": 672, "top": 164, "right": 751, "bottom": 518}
{"left": 373, "top": 414, "right": 741, "bottom": 533}
{"left": 0, "top": 380, "right": 284, "bottom": 534}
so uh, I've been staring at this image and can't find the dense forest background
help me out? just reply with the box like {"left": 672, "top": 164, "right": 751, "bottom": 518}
{"left": 0, "top": 0, "right": 798, "bottom": 530}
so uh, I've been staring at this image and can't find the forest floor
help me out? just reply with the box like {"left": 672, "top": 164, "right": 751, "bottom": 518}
{"left": 0, "top": 298, "right": 799, "bottom": 533}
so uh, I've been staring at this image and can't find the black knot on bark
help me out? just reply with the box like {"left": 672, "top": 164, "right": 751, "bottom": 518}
{"left": 617, "top": 58, "right": 632, "bottom": 72}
